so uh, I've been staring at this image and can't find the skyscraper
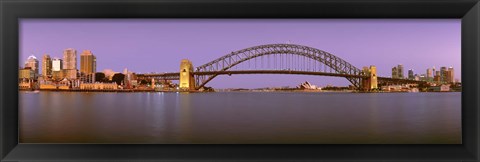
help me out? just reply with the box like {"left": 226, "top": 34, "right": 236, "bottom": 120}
{"left": 24, "top": 55, "right": 39, "bottom": 75}
{"left": 52, "top": 58, "right": 63, "bottom": 71}
{"left": 432, "top": 66, "right": 436, "bottom": 77}
{"left": 391, "top": 66, "right": 398, "bottom": 79}
{"left": 426, "top": 68, "right": 432, "bottom": 81}
{"left": 52, "top": 58, "right": 63, "bottom": 80}
{"left": 408, "top": 69, "right": 414, "bottom": 80}
{"left": 434, "top": 71, "right": 441, "bottom": 83}
{"left": 448, "top": 67, "right": 455, "bottom": 83}
{"left": 42, "top": 54, "right": 52, "bottom": 78}
{"left": 63, "top": 48, "right": 77, "bottom": 70}
{"left": 397, "top": 64, "right": 404, "bottom": 79}
{"left": 80, "top": 50, "right": 96, "bottom": 74}
{"left": 440, "top": 66, "right": 447, "bottom": 83}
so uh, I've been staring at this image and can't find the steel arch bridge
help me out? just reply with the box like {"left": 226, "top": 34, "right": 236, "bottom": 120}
{"left": 193, "top": 44, "right": 366, "bottom": 90}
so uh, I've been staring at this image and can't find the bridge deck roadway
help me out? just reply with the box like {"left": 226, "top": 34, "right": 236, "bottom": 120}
{"left": 137, "top": 70, "right": 368, "bottom": 79}
{"left": 193, "top": 70, "right": 367, "bottom": 78}
{"left": 136, "top": 70, "right": 426, "bottom": 84}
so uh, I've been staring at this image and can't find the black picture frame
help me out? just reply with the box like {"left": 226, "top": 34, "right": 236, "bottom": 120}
{"left": 1, "top": 0, "right": 479, "bottom": 161}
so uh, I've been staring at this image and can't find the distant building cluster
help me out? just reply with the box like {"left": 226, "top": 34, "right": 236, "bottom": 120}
{"left": 387, "top": 64, "right": 460, "bottom": 92}
{"left": 391, "top": 64, "right": 456, "bottom": 84}
{"left": 19, "top": 48, "right": 176, "bottom": 91}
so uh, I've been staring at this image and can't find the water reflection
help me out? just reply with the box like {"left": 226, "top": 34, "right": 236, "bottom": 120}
{"left": 19, "top": 92, "right": 461, "bottom": 144}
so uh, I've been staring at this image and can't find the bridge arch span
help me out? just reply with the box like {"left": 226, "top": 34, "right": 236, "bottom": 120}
{"left": 194, "top": 44, "right": 365, "bottom": 90}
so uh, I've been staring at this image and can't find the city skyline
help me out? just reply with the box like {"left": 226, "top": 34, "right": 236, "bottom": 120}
{"left": 20, "top": 19, "right": 461, "bottom": 88}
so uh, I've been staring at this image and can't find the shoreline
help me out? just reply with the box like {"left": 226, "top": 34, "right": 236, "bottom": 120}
{"left": 19, "top": 89, "right": 461, "bottom": 93}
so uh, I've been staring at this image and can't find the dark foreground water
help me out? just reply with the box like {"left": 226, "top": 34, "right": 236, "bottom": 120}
{"left": 19, "top": 91, "right": 461, "bottom": 144}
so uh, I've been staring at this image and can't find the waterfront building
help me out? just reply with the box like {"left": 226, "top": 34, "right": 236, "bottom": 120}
{"left": 39, "top": 84, "right": 57, "bottom": 90}
{"left": 39, "top": 80, "right": 57, "bottom": 90}
{"left": 24, "top": 55, "right": 39, "bottom": 76}
{"left": 63, "top": 48, "right": 77, "bottom": 70}
{"left": 80, "top": 73, "right": 96, "bottom": 84}
{"left": 429, "top": 84, "right": 451, "bottom": 92}
{"left": 19, "top": 80, "right": 33, "bottom": 90}
{"left": 103, "top": 69, "right": 116, "bottom": 81}
{"left": 19, "top": 67, "right": 37, "bottom": 90}
{"left": 58, "top": 78, "right": 71, "bottom": 90}
{"left": 52, "top": 58, "right": 63, "bottom": 71}
{"left": 381, "top": 85, "right": 406, "bottom": 92}
{"left": 298, "top": 81, "right": 321, "bottom": 90}
{"left": 440, "top": 66, "right": 447, "bottom": 83}
{"left": 408, "top": 69, "right": 414, "bottom": 80}
{"left": 80, "top": 82, "right": 118, "bottom": 90}
{"left": 19, "top": 68, "right": 35, "bottom": 80}
{"left": 42, "top": 54, "right": 52, "bottom": 78}
{"left": 80, "top": 50, "right": 96, "bottom": 75}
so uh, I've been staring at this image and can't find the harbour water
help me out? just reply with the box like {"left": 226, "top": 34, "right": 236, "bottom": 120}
{"left": 19, "top": 91, "right": 461, "bottom": 144}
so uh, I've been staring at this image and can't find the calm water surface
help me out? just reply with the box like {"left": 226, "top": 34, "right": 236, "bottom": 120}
{"left": 19, "top": 92, "right": 461, "bottom": 144}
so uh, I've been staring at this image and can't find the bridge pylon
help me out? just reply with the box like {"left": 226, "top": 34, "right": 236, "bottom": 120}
{"left": 361, "top": 65, "right": 378, "bottom": 91}
{"left": 179, "top": 59, "right": 195, "bottom": 91}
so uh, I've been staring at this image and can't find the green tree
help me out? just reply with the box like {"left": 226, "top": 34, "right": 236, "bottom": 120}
{"left": 111, "top": 73, "right": 125, "bottom": 85}
{"left": 95, "top": 72, "right": 107, "bottom": 82}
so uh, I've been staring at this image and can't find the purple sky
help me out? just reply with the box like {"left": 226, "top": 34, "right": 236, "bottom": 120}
{"left": 20, "top": 19, "right": 460, "bottom": 88}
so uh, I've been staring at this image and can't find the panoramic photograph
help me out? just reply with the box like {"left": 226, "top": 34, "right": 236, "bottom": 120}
{"left": 18, "top": 19, "right": 461, "bottom": 144}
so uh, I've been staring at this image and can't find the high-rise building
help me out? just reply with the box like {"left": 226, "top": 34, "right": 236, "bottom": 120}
{"left": 440, "top": 66, "right": 447, "bottom": 83}
{"left": 420, "top": 74, "right": 426, "bottom": 81}
{"left": 408, "top": 69, "right": 414, "bottom": 80}
{"left": 63, "top": 48, "right": 77, "bottom": 70}
{"left": 426, "top": 68, "right": 432, "bottom": 81}
{"left": 434, "top": 71, "right": 441, "bottom": 83}
{"left": 52, "top": 58, "right": 63, "bottom": 71}
{"left": 79, "top": 50, "right": 96, "bottom": 84}
{"left": 24, "top": 55, "right": 39, "bottom": 75}
{"left": 397, "top": 64, "right": 404, "bottom": 79}
{"left": 80, "top": 50, "right": 96, "bottom": 74}
{"left": 446, "top": 70, "right": 453, "bottom": 84}
{"left": 391, "top": 67, "right": 398, "bottom": 79}
{"left": 42, "top": 54, "right": 52, "bottom": 78}
{"left": 448, "top": 67, "right": 455, "bottom": 83}
{"left": 63, "top": 69, "right": 78, "bottom": 80}
{"left": 432, "top": 66, "right": 436, "bottom": 77}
